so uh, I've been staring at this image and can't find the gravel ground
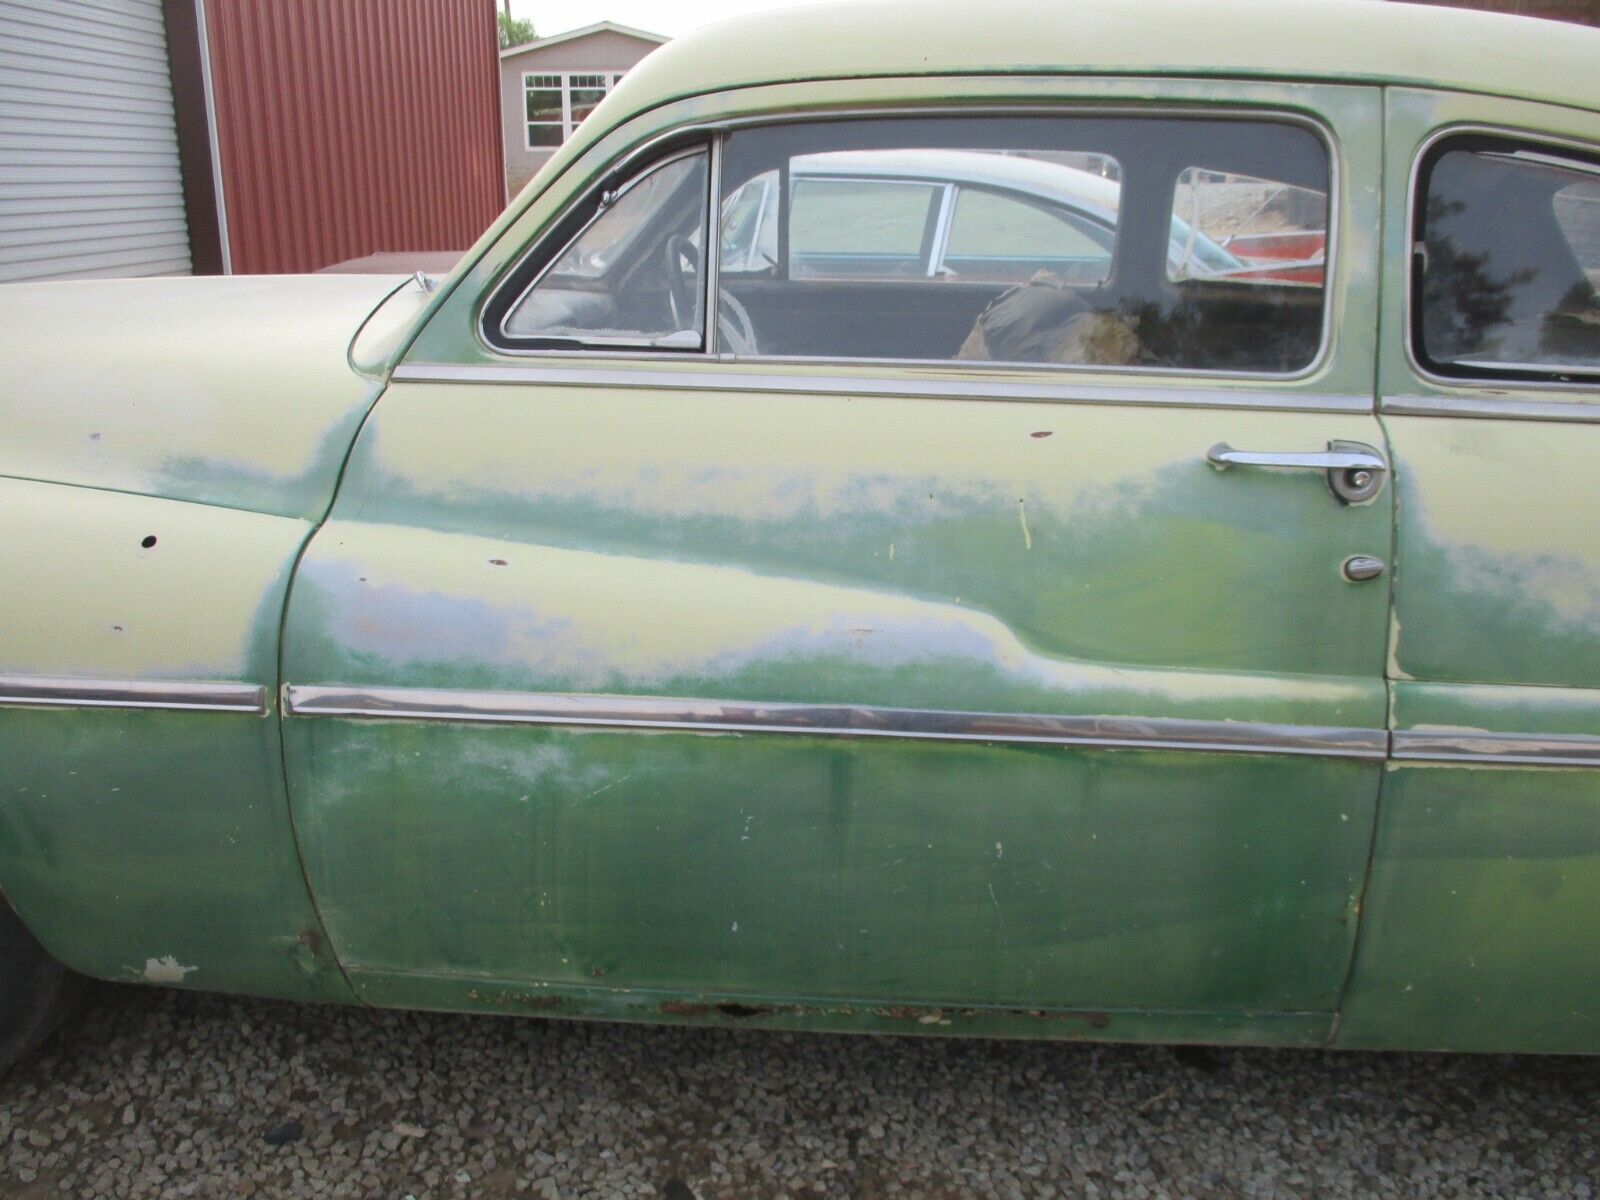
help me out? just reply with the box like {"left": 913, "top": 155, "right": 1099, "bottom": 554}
{"left": 2, "top": 984, "right": 1597, "bottom": 1199}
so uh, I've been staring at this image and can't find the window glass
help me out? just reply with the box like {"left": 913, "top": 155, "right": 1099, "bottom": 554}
{"left": 943, "top": 186, "right": 1115, "bottom": 284}
{"left": 568, "top": 73, "right": 610, "bottom": 127}
{"left": 500, "top": 149, "right": 708, "bottom": 348}
{"left": 1416, "top": 140, "right": 1600, "bottom": 379}
{"left": 1169, "top": 169, "right": 1327, "bottom": 286}
{"left": 790, "top": 177, "right": 942, "bottom": 278}
{"left": 716, "top": 116, "right": 1328, "bottom": 372}
{"left": 524, "top": 75, "right": 562, "bottom": 147}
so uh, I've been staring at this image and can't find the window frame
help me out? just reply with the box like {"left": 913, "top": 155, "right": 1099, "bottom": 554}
{"left": 483, "top": 140, "right": 716, "bottom": 354}
{"left": 523, "top": 70, "right": 628, "bottom": 151}
{"left": 481, "top": 106, "right": 1339, "bottom": 382}
{"left": 1406, "top": 124, "right": 1600, "bottom": 391}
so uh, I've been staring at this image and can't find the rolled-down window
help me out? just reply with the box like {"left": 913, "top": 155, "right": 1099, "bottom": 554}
{"left": 1414, "top": 137, "right": 1600, "bottom": 382}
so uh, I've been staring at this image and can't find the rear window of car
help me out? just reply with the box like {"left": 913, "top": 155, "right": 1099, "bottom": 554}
{"left": 716, "top": 115, "right": 1329, "bottom": 374}
{"left": 1413, "top": 135, "right": 1600, "bottom": 383}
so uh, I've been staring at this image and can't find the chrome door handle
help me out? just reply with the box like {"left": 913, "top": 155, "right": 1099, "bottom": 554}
{"left": 1207, "top": 440, "right": 1386, "bottom": 504}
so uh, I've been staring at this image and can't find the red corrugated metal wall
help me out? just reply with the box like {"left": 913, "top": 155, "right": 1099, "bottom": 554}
{"left": 203, "top": 0, "right": 502, "bottom": 274}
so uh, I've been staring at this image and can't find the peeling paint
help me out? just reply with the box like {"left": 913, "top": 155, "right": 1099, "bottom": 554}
{"left": 142, "top": 955, "right": 197, "bottom": 984}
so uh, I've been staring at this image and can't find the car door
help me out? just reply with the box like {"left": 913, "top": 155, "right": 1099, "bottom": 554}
{"left": 280, "top": 84, "right": 1390, "bottom": 1042}
{"left": 1338, "top": 90, "right": 1600, "bottom": 1054}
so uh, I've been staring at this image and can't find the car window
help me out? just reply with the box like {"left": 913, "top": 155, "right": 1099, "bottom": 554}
{"left": 789, "top": 177, "right": 943, "bottom": 279}
{"left": 942, "top": 185, "right": 1116, "bottom": 285}
{"left": 1414, "top": 138, "right": 1600, "bottom": 381}
{"left": 716, "top": 115, "right": 1329, "bottom": 373}
{"left": 1169, "top": 169, "right": 1327, "bottom": 287}
{"left": 499, "top": 148, "right": 709, "bottom": 349}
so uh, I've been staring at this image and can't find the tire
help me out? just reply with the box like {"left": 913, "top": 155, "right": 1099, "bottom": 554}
{"left": 0, "top": 898, "right": 82, "bottom": 1073}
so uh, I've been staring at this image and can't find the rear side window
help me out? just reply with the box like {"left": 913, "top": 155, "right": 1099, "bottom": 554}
{"left": 1413, "top": 136, "right": 1600, "bottom": 382}
{"left": 716, "top": 116, "right": 1329, "bottom": 373}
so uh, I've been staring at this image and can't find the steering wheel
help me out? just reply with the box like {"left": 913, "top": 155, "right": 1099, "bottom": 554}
{"left": 663, "top": 233, "right": 699, "bottom": 330}
{"left": 717, "top": 287, "right": 759, "bottom": 355}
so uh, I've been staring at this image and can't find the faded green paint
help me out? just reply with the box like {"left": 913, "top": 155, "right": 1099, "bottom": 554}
{"left": 0, "top": 274, "right": 398, "bottom": 520}
{"left": 353, "top": 968, "right": 1335, "bottom": 1048}
{"left": 0, "top": 477, "right": 351, "bottom": 1001}
{"left": 1337, "top": 681, "right": 1600, "bottom": 1053}
{"left": 1332, "top": 88, "right": 1600, "bottom": 1053}
{"left": 286, "top": 244, "right": 1392, "bottom": 1023}
{"left": 2, "top": 6, "right": 1598, "bottom": 1051}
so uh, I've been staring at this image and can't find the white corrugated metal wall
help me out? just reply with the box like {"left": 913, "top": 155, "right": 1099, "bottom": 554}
{"left": 0, "top": 0, "right": 192, "bottom": 282}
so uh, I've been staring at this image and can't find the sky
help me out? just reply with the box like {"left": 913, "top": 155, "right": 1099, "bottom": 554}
{"left": 503, "top": 0, "right": 845, "bottom": 39}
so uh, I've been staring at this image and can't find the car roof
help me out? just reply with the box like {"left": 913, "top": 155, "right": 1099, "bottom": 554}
{"left": 791, "top": 149, "right": 1124, "bottom": 225}
{"left": 605, "top": 0, "right": 1600, "bottom": 124}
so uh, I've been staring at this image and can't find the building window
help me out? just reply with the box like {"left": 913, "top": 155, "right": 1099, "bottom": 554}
{"left": 524, "top": 72, "right": 626, "bottom": 150}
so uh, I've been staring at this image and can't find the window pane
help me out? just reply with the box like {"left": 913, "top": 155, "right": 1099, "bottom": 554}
{"left": 569, "top": 85, "right": 608, "bottom": 126}
{"left": 526, "top": 123, "right": 563, "bottom": 147}
{"left": 525, "top": 88, "right": 561, "bottom": 124}
{"left": 944, "top": 185, "right": 1114, "bottom": 284}
{"left": 790, "top": 177, "right": 940, "bottom": 278}
{"left": 716, "top": 116, "right": 1328, "bottom": 371}
{"left": 1418, "top": 144, "right": 1600, "bottom": 377}
{"left": 503, "top": 150, "right": 709, "bottom": 346}
{"left": 1169, "top": 170, "right": 1327, "bottom": 287}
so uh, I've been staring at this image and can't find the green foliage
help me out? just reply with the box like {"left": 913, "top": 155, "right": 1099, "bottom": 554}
{"left": 497, "top": 11, "right": 537, "bottom": 49}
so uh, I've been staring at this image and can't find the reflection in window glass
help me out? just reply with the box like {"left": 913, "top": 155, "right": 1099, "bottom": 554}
{"left": 1169, "top": 169, "right": 1327, "bottom": 286}
{"left": 716, "top": 116, "right": 1329, "bottom": 372}
{"left": 944, "top": 187, "right": 1114, "bottom": 284}
{"left": 790, "top": 179, "right": 941, "bottom": 278}
{"left": 501, "top": 150, "right": 708, "bottom": 346}
{"left": 1417, "top": 143, "right": 1600, "bottom": 377}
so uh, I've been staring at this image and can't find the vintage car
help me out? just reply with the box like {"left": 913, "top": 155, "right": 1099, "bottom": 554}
{"left": 3, "top": 0, "right": 1599, "bottom": 1068}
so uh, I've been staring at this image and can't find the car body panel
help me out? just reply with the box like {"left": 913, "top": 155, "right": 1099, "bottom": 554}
{"left": 1333, "top": 87, "right": 1600, "bottom": 1054}
{"left": 0, "top": 274, "right": 401, "bottom": 520}
{"left": 3, "top": 2, "right": 1598, "bottom": 1054}
{"left": 283, "top": 315, "right": 1392, "bottom": 1021}
{"left": 0, "top": 477, "right": 351, "bottom": 1001}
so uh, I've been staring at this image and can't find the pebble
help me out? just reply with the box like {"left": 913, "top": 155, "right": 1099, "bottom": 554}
{"left": 0, "top": 983, "right": 1595, "bottom": 1198}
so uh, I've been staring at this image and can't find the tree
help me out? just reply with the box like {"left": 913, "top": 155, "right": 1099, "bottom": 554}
{"left": 497, "top": 10, "right": 536, "bottom": 48}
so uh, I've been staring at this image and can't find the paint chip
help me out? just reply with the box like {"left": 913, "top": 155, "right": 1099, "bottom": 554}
{"left": 142, "top": 955, "right": 196, "bottom": 983}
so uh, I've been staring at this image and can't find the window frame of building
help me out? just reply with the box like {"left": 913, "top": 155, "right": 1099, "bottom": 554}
{"left": 523, "top": 71, "right": 628, "bottom": 151}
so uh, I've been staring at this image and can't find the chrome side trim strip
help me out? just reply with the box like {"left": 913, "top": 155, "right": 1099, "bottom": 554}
{"left": 1382, "top": 395, "right": 1600, "bottom": 424}
{"left": 1393, "top": 729, "right": 1600, "bottom": 769}
{"left": 0, "top": 676, "right": 268, "bottom": 715}
{"left": 285, "top": 685, "right": 1388, "bottom": 760}
{"left": 391, "top": 362, "right": 1370, "bottom": 414}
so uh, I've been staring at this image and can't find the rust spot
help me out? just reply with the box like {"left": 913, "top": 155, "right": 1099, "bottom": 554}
{"left": 488, "top": 558, "right": 508, "bottom": 566}
{"left": 659, "top": 1000, "right": 772, "bottom": 1020}
{"left": 1030, "top": 430, "right": 1054, "bottom": 438}
{"left": 297, "top": 928, "right": 322, "bottom": 957}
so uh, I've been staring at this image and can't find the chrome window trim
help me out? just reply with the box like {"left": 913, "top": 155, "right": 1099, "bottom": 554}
{"left": 1398, "top": 122, "right": 1600, "bottom": 409}
{"left": 285, "top": 685, "right": 1388, "bottom": 761}
{"left": 391, "top": 361, "right": 1369, "bottom": 414}
{"left": 0, "top": 676, "right": 268, "bottom": 715}
{"left": 1393, "top": 729, "right": 1600, "bottom": 769}
{"left": 475, "top": 103, "right": 1341, "bottom": 385}
{"left": 1382, "top": 394, "right": 1600, "bottom": 423}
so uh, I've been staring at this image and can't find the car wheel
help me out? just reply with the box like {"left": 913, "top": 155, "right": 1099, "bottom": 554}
{"left": 0, "top": 898, "right": 82, "bottom": 1073}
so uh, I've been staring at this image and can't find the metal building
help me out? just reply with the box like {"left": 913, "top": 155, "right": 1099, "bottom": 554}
{"left": 0, "top": 0, "right": 503, "bottom": 281}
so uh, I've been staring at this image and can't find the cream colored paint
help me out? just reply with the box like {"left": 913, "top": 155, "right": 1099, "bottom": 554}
{"left": 0, "top": 275, "right": 392, "bottom": 518}
{"left": 303, "top": 520, "right": 1370, "bottom": 717}
{"left": 366, "top": 383, "right": 1382, "bottom": 524}
{"left": 0, "top": 477, "right": 306, "bottom": 679}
